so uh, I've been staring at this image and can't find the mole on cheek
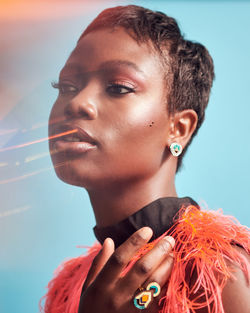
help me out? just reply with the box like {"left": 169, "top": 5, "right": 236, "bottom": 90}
{"left": 149, "top": 122, "right": 155, "bottom": 127}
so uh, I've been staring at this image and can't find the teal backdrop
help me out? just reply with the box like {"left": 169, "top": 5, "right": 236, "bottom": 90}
{"left": 0, "top": 1, "right": 249, "bottom": 312}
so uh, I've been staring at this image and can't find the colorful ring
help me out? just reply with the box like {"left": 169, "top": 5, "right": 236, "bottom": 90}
{"left": 146, "top": 282, "right": 161, "bottom": 297}
{"left": 133, "top": 282, "right": 161, "bottom": 310}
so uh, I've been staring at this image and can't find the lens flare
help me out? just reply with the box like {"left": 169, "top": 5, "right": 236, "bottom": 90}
{"left": 0, "top": 129, "right": 77, "bottom": 152}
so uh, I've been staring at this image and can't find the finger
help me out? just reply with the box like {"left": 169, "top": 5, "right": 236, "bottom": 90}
{"left": 119, "top": 236, "right": 175, "bottom": 291}
{"left": 81, "top": 238, "right": 115, "bottom": 293}
{"left": 143, "top": 252, "right": 174, "bottom": 287}
{"left": 97, "top": 227, "right": 153, "bottom": 284}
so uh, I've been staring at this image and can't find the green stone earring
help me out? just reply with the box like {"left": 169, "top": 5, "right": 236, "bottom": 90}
{"left": 170, "top": 142, "right": 182, "bottom": 157}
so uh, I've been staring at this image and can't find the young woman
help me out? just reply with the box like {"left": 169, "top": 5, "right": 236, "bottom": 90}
{"left": 40, "top": 5, "right": 250, "bottom": 313}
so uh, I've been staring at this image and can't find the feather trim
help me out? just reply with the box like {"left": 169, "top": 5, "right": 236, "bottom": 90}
{"left": 40, "top": 207, "right": 250, "bottom": 313}
{"left": 39, "top": 242, "right": 101, "bottom": 313}
{"left": 121, "top": 206, "right": 250, "bottom": 313}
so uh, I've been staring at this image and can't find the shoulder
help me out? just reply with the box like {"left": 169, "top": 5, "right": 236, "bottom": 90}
{"left": 221, "top": 246, "right": 250, "bottom": 313}
{"left": 166, "top": 206, "right": 250, "bottom": 313}
{"left": 188, "top": 245, "right": 250, "bottom": 313}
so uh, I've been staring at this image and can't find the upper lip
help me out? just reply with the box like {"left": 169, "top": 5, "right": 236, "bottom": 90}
{"left": 50, "top": 123, "right": 97, "bottom": 144}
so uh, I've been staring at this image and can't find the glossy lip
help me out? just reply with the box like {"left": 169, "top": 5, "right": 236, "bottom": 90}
{"left": 49, "top": 123, "right": 98, "bottom": 153}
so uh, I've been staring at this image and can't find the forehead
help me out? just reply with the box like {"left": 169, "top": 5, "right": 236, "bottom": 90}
{"left": 60, "top": 27, "right": 165, "bottom": 83}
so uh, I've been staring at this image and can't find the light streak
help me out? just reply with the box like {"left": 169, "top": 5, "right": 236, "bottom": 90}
{"left": 0, "top": 128, "right": 18, "bottom": 136}
{"left": 0, "top": 162, "right": 8, "bottom": 167}
{"left": 0, "top": 160, "right": 69, "bottom": 184}
{"left": 0, "top": 117, "right": 64, "bottom": 138}
{"left": 0, "top": 151, "right": 51, "bottom": 168}
{"left": 0, "top": 166, "right": 53, "bottom": 184}
{"left": 0, "top": 205, "right": 31, "bottom": 219}
{"left": 0, "top": 129, "right": 77, "bottom": 152}
{"left": 24, "top": 151, "right": 50, "bottom": 163}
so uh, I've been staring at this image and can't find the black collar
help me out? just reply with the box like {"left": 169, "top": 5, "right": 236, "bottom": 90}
{"left": 93, "top": 196, "right": 198, "bottom": 248}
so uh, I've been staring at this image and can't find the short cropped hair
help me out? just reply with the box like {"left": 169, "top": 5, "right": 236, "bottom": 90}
{"left": 78, "top": 5, "right": 215, "bottom": 172}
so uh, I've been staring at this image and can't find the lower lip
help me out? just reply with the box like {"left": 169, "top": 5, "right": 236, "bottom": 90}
{"left": 53, "top": 140, "right": 96, "bottom": 153}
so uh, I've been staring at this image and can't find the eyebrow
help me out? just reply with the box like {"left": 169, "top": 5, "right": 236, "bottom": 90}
{"left": 98, "top": 60, "right": 145, "bottom": 75}
{"left": 60, "top": 59, "right": 145, "bottom": 78}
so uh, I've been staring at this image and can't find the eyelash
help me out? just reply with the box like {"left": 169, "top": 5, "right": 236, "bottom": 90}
{"left": 106, "top": 83, "right": 135, "bottom": 95}
{"left": 51, "top": 82, "right": 78, "bottom": 95}
{"left": 51, "top": 81, "right": 135, "bottom": 96}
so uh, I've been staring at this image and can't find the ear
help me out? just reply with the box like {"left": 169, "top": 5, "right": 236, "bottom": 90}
{"left": 167, "top": 109, "right": 198, "bottom": 149}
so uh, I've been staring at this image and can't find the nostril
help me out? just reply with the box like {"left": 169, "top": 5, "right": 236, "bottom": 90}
{"left": 64, "top": 95, "right": 97, "bottom": 120}
{"left": 64, "top": 104, "right": 94, "bottom": 120}
{"left": 64, "top": 106, "right": 73, "bottom": 118}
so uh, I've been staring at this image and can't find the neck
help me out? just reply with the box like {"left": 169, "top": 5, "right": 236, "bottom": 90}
{"left": 87, "top": 164, "right": 177, "bottom": 227}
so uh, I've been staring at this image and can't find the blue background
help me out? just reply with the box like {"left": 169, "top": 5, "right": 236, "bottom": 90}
{"left": 0, "top": 1, "right": 249, "bottom": 312}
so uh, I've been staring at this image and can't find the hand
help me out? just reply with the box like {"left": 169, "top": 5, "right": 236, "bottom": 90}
{"left": 78, "top": 227, "right": 175, "bottom": 313}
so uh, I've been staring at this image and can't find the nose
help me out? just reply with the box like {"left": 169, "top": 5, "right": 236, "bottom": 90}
{"left": 64, "top": 85, "right": 98, "bottom": 120}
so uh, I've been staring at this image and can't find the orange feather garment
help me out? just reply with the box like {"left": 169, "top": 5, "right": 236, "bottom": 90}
{"left": 39, "top": 206, "right": 250, "bottom": 313}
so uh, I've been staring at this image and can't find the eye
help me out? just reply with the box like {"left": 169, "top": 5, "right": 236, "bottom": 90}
{"left": 51, "top": 81, "right": 78, "bottom": 95}
{"left": 106, "top": 83, "right": 135, "bottom": 95}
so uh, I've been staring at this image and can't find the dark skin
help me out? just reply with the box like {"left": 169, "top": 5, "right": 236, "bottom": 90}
{"left": 48, "top": 28, "right": 250, "bottom": 312}
{"left": 79, "top": 229, "right": 175, "bottom": 313}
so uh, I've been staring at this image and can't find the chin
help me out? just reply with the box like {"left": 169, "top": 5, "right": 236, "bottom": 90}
{"left": 52, "top": 164, "right": 86, "bottom": 187}
{"left": 52, "top": 158, "right": 104, "bottom": 190}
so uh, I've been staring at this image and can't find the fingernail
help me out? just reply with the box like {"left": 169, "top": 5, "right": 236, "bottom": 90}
{"left": 103, "top": 237, "right": 110, "bottom": 246}
{"left": 164, "top": 236, "right": 175, "bottom": 249}
{"left": 140, "top": 227, "right": 153, "bottom": 239}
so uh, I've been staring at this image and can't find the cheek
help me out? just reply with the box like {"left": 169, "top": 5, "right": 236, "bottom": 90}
{"left": 105, "top": 102, "right": 169, "bottom": 168}
{"left": 123, "top": 102, "right": 169, "bottom": 144}
{"left": 48, "top": 100, "right": 66, "bottom": 139}
{"left": 48, "top": 103, "right": 57, "bottom": 132}
{"left": 49, "top": 100, "right": 63, "bottom": 121}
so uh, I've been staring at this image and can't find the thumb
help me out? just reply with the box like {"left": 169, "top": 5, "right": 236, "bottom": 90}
{"left": 81, "top": 238, "right": 115, "bottom": 293}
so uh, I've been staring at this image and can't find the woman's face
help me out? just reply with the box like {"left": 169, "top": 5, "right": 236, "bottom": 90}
{"left": 48, "top": 27, "right": 173, "bottom": 189}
